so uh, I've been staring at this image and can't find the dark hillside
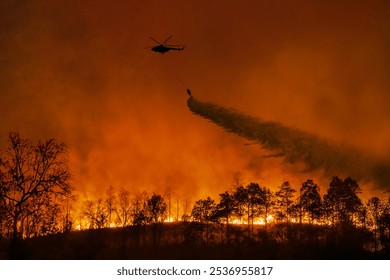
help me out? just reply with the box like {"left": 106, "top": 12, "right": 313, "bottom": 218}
{"left": 0, "top": 222, "right": 387, "bottom": 260}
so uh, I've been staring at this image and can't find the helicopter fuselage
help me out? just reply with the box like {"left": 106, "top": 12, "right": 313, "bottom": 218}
{"left": 148, "top": 36, "right": 184, "bottom": 54}
{"left": 152, "top": 45, "right": 171, "bottom": 53}
{"left": 151, "top": 45, "right": 184, "bottom": 54}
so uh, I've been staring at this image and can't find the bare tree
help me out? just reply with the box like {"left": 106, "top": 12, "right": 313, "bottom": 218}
{"left": 81, "top": 200, "right": 96, "bottom": 229}
{"left": 0, "top": 132, "right": 71, "bottom": 239}
{"left": 105, "top": 185, "right": 117, "bottom": 227}
{"left": 131, "top": 191, "right": 149, "bottom": 225}
{"left": 116, "top": 188, "right": 132, "bottom": 227}
{"left": 164, "top": 186, "right": 173, "bottom": 222}
{"left": 81, "top": 198, "right": 109, "bottom": 229}
{"left": 94, "top": 198, "right": 108, "bottom": 229}
{"left": 24, "top": 193, "right": 61, "bottom": 237}
{"left": 60, "top": 192, "right": 76, "bottom": 233}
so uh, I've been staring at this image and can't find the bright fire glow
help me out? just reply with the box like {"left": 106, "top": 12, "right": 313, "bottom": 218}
{"left": 229, "top": 215, "right": 274, "bottom": 225}
{"left": 164, "top": 217, "right": 175, "bottom": 223}
{"left": 0, "top": 1, "right": 388, "bottom": 241}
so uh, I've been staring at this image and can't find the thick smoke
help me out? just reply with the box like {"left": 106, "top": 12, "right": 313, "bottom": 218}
{"left": 187, "top": 97, "right": 390, "bottom": 191}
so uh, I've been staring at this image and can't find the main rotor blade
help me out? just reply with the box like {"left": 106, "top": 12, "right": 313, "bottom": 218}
{"left": 162, "top": 35, "right": 172, "bottom": 45}
{"left": 149, "top": 37, "right": 161, "bottom": 44}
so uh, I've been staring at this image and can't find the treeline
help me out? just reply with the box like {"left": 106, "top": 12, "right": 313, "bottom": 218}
{"left": 1, "top": 133, "right": 389, "bottom": 255}
{"left": 189, "top": 178, "right": 390, "bottom": 254}
{"left": 70, "top": 177, "right": 390, "bottom": 254}
{"left": 78, "top": 187, "right": 167, "bottom": 229}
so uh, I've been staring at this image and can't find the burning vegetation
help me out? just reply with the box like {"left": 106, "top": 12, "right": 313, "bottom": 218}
{"left": 0, "top": 132, "right": 389, "bottom": 259}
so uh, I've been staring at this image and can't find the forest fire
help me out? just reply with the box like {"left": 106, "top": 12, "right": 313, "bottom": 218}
{"left": 1, "top": 0, "right": 390, "bottom": 260}
{"left": 0, "top": 132, "right": 389, "bottom": 253}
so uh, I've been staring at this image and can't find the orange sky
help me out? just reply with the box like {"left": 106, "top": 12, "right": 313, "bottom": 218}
{"left": 1, "top": 0, "right": 389, "bottom": 202}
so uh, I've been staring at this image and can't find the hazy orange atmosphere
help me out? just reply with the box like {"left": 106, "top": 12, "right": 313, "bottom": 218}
{"left": 1, "top": 0, "right": 390, "bottom": 208}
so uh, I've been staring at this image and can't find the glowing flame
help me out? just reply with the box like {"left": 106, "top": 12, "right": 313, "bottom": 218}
{"left": 164, "top": 217, "right": 174, "bottom": 223}
{"left": 230, "top": 215, "right": 274, "bottom": 225}
{"left": 231, "top": 219, "right": 243, "bottom": 225}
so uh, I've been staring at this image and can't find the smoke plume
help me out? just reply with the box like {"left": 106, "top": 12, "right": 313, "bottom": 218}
{"left": 187, "top": 97, "right": 390, "bottom": 191}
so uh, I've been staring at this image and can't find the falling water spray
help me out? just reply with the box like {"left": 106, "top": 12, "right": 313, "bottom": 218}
{"left": 187, "top": 96, "right": 390, "bottom": 191}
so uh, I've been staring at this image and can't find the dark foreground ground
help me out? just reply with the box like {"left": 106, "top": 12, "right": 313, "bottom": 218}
{"left": 0, "top": 222, "right": 388, "bottom": 259}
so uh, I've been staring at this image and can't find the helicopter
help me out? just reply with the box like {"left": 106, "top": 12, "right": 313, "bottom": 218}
{"left": 146, "top": 36, "right": 185, "bottom": 54}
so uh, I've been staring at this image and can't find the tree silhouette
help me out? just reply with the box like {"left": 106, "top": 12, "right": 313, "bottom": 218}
{"left": 116, "top": 188, "right": 132, "bottom": 227}
{"left": 191, "top": 197, "right": 216, "bottom": 224}
{"left": 146, "top": 193, "right": 167, "bottom": 223}
{"left": 81, "top": 200, "right": 95, "bottom": 229}
{"left": 131, "top": 191, "right": 149, "bottom": 226}
{"left": 323, "top": 176, "right": 363, "bottom": 226}
{"left": 81, "top": 198, "right": 108, "bottom": 229}
{"left": 233, "top": 185, "right": 247, "bottom": 224}
{"left": 259, "top": 186, "right": 274, "bottom": 231}
{"left": 214, "top": 191, "right": 236, "bottom": 225}
{"left": 378, "top": 198, "right": 390, "bottom": 252}
{"left": 60, "top": 192, "right": 76, "bottom": 233}
{"left": 0, "top": 199, "right": 7, "bottom": 236}
{"left": 214, "top": 191, "right": 237, "bottom": 242}
{"left": 0, "top": 132, "right": 71, "bottom": 239}
{"left": 94, "top": 198, "right": 108, "bottom": 229}
{"left": 24, "top": 193, "right": 61, "bottom": 237}
{"left": 246, "top": 183, "right": 264, "bottom": 234}
{"left": 191, "top": 197, "right": 216, "bottom": 244}
{"left": 367, "top": 197, "right": 382, "bottom": 252}
{"left": 105, "top": 185, "right": 117, "bottom": 227}
{"left": 299, "top": 179, "right": 322, "bottom": 224}
{"left": 233, "top": 183, "right": 271, "bottom": 233}
{"left": 275, "top": 181, "right": 296, "bottom": 224}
